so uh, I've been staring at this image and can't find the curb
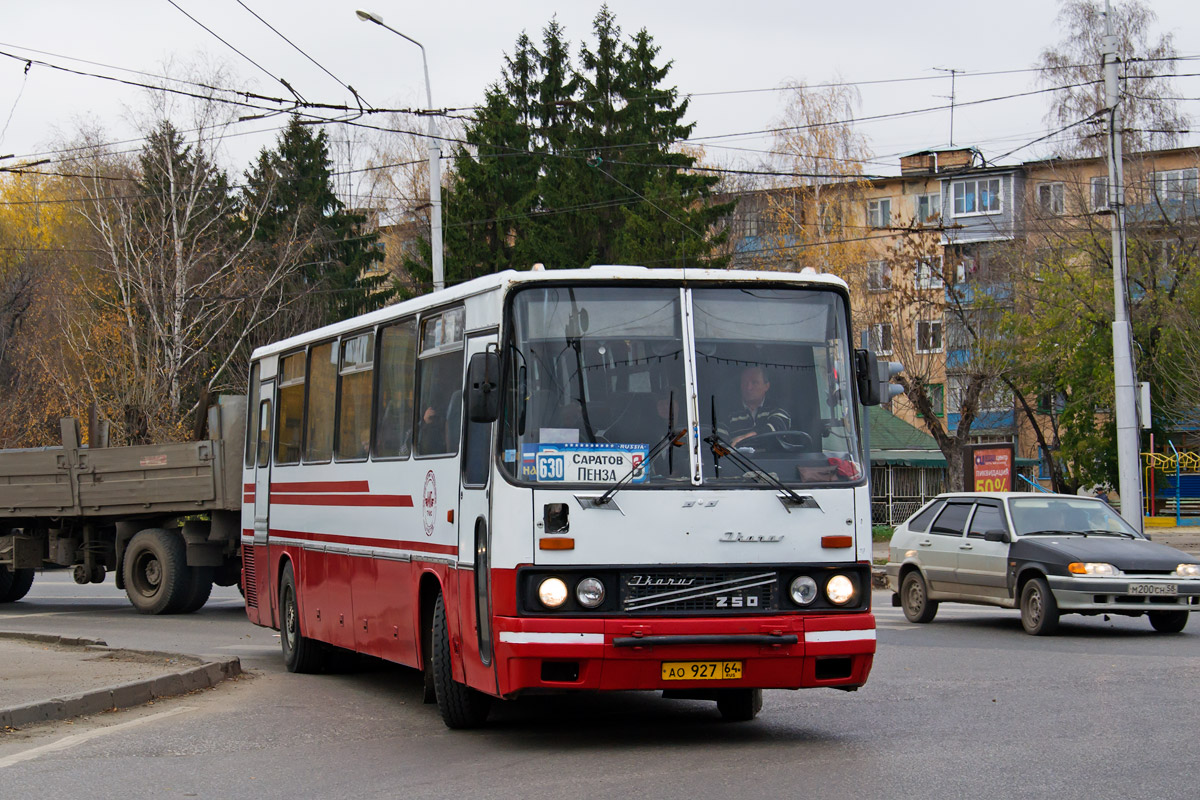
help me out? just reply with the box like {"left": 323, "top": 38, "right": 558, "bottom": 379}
{"left": 0, "top": 631, "right": 242, "bottom": 729}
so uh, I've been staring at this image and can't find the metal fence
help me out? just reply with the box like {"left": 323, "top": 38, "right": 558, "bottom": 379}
{"left": 870, "top": 463, "right": 1039, "bottom": 525}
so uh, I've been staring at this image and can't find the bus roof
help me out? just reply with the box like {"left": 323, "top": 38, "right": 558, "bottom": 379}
{"left": 250, "top": 265, "right": 849, "bottom": 361}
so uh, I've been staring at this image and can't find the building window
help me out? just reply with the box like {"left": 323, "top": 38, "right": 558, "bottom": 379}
{"left": 1037, "top": 182, "right": 1064, "bottom": 215}
{"left": 867, "top": 198, "right": 891, "bottom": 229}
{"left": 1090, "top": 176, "right": 1109, "bottom": 212}
{"left": 953, "top": 178, "right": 1002, "bottom": 215}
{"left": 867, "top": 260, "right": 892, "bottom": 292}
{"left": 916, "top": 193, "right": 940, "bottom": 224}
{"left": 871, "top": 322, "right": 893, "bottom": 355}
{"left": 916, "top": 319, "right": 943, "bottom": 353}
{"left": 1152, "top": 168, "right": 1198, "bottom": 204}
{"left": 918, "top": 383, "right": 945, "bottom": 417}
{"left": 914, "top": 256, "right": 944, "bottom": 290}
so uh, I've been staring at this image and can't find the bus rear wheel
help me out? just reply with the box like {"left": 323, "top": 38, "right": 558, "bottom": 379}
{"left": 280, "top": 561, "right": 326, "bottom": 673}
{"left": 431, "top": 593, "right": 491, "bottom": 729}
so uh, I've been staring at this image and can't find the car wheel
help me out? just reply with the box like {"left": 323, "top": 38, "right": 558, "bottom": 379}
{"left": 1148, "top": 610, "right": 1189, "bottom": 634}
{"left": 900, "top": 571, "right": 938, "bottom": 623}
{"left": 1020, "top": 576, "right": 1059, "bottom": 635}
{"left": 716, "top": 688, "right": 762, "bottom": 722}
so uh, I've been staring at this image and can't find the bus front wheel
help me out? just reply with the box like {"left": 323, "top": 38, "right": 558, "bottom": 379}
{"left": 431, "top": 593, "right": 491, "bottom": 729}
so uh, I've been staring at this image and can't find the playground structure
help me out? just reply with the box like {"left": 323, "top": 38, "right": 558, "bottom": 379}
{"left": 1143, "top": 445, "right": 1200, "bottom": 527}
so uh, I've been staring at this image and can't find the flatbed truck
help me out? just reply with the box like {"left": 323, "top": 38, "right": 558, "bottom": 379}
{"left": 0, "top": 396, "right": 245, "bottom": 614}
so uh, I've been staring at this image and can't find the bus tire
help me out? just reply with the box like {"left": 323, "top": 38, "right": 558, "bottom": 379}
{"left": 280, "top": 561, "right": 325, "bottom": 673}
{"left": 0, "top": 566, "right": 35, "bottom": 603}
{"left": 432, "top": 593, "right": 491, "bottom": 729}
{"left": 123, "top": 529, "right": 188, "bottom": 615}
{"left": 716, "top": 688, "right": 762, "bottom": 722}
{"left": 175, "top": 566, "right": 214, "bottom": 614}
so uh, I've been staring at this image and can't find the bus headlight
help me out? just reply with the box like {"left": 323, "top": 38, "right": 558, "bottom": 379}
{"left": 789, "top": 576, "right": 818, "bottom": 606}
{"left": 538, "top": 577, "right": 569, "bottom": 608}
{"left": 576, "top": 577, "right": 606, "bottom": 608}
{"left": 826, "top": 574, "right": 855, "bottom": 605}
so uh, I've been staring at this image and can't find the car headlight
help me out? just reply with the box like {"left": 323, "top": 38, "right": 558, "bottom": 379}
{"left": 1068, "top": 562, "right": 1119, "bottom": 577}
{"left": 576, "top": 577, "right": 606, "bottom": 608}
{"left": 1176, "top": 563, "right": 1200, "bottom": 578}
{"left": 538, "top": 577, "right": 569, "bottom": 608}
{"left": 826, "top": 574, "right": 855, "bottom": 605}
{"left": 789, "top": 575, "right": 818, "bottom": 606}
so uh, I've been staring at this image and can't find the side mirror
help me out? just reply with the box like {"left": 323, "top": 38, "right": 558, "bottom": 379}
{"left": 855, "top": 349, "right": 904, "bottom": 406}
{"left": 467, "top": 351, "right": 501, "bottom": 423}
{"left": 983, "top": 529, "right": 1009, "bottom": 543}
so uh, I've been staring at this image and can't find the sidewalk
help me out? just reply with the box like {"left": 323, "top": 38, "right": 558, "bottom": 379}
{"left": 0, "top": 632, "right": 241, "bottom": 729}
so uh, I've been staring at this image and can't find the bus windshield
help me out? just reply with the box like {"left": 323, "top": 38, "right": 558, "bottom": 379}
{"left": 501, "top": 284, "right": 863, "bottom": 487}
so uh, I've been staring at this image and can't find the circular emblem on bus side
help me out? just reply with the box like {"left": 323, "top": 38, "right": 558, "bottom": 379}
{"left": 422, "top": 470, "right": 437, "bottom": 537}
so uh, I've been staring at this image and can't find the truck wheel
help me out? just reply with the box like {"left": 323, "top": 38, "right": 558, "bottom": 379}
{"left": 432, "top": 593, "right": 491, "bottom": 728}
{"left": 280, "top": 561, "right": 325, "bottom": 673}
{"left": 0, "top": 566, "right": 35, "bottom": 603}
{"left": 123, "top": 529, "right": 188, "bottom": 615}
{"left": 176, "top": 567, "right": 214, "bottom": 613}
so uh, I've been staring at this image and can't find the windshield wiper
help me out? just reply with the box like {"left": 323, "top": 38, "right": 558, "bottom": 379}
{"left": 1024, "top": 529, "right": 1088, "bottom": 537}
{"left": 704, "top": 430, "right": 818, "bottom": 512}
{"left": 592, "top": 426, "right": 686, "bottom": 506}
{"left": 1081, "top": 529, "right": 1137, "bottom": 538}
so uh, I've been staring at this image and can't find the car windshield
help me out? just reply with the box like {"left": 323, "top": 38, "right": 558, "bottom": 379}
{"left": 1007, "top": 497, "right": 1140, "bottom": 537}
{"left": 499, "top": 284, "right": 863, "bottom": 488}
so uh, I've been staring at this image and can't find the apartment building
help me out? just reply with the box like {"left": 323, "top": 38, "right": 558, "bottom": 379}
{"left": 726, "top": 144, "right": 1200, "bottom": 477}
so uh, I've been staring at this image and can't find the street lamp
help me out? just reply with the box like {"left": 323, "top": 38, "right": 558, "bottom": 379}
{"left": 356, "top": 9, "right": 444, "bottom": 292}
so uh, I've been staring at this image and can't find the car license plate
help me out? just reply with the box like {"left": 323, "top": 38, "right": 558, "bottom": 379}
{"left": 661, "top": 661, "right": 742, "bottom": 681}
{"left": 1127, "top": 583, "right": 1178, "bottom": 596}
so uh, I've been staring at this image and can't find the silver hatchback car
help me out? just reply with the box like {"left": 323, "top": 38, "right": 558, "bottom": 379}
{"left": 886, "top": 492, "right": 1200, "bottom": 635}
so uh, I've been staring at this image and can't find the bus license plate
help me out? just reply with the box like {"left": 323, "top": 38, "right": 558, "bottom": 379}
{"left": 1127, "top": 583, "right": 1178, "bottom": 596}
{"left": 662, "top": 661, "right": 742, "bottom": 681}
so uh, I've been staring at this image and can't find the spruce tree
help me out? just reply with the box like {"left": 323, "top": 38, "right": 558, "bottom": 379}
{"left": 241, "top": 116, "right": 388, "bottom": 329}
{"left": 431, "top": 5, "right": 729, "bottom": 284}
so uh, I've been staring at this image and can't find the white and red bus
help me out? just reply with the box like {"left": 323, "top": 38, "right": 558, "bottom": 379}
{"left": 242, "top": 266, "right": 890, "bottom": 727}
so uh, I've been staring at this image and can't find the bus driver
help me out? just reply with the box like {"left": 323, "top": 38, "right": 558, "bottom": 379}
{"left": 720, "top": 366, "right": 791, "bottom": 446}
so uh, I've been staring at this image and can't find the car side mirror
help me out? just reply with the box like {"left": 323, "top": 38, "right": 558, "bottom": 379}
{"left": 983, "top": 529, "right": 1009, "bottom": 543}
{"left": 467, "top": 351, "right": 500, "bottom": 423}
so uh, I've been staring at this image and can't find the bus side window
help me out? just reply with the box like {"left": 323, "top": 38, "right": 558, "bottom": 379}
{"left": 336, "top": 332, "right": 374, "bottom": 461}
{"left": 256, "top": 399, "right": 272, "bottom": 468}
{"left": 244, "top": 362, "right": 260, "bottom": 468}
{"left": 374, "top": 320, "right": 417, "bottom": 458}
{"left": 275, "top": 352, "right": 305, "bottom": 464}
{"left": 415, "top": 311, "right": 464, "bottom": 457}
{"left": 305, "top": 341, "right": 337, "bottom": 462}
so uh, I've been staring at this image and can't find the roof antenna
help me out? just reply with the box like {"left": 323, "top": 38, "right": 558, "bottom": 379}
{"left": 934, "top": 67, "right": 961, "bottom": 147}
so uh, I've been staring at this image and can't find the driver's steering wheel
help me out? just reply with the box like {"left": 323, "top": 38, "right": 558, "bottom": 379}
{"left": 738, "top": 429, "right": 813, "bottom": 453}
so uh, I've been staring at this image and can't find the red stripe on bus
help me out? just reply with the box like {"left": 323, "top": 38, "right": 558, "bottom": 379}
{"left": 275, "top": 529, "right": 457, "bottom": 556}
{"left": 270, "top": 480, "right": 371, "bottom": 493}
{"left": 269, "top": 493, "right": 414, "bottom": 507}
{"left": 243, "top": 483, "right": 254, "bottom": 492}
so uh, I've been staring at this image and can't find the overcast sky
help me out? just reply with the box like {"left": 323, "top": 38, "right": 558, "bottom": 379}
{"left": 2, "top": 0, "right": 1199, "bottom": 184}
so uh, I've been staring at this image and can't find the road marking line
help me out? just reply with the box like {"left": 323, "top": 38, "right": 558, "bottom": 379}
{"left": 0, "top": 707, "right": 194, "bottom": 770}
{"left": 0, "top": 611, "right": 70, "bottom": 619}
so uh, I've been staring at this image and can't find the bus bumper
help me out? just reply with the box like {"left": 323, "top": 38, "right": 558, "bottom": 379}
{"left": 490, "top": 613, "right": 875, "bottom": 697}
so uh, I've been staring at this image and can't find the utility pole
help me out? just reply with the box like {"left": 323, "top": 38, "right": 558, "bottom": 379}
{"left": 1103, "top": 1, "right": 1143, "bottom": 532}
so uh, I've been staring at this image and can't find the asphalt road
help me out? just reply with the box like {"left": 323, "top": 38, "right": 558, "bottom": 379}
{"left": 1, "top": 573, "right": 1198, "bottom": 799}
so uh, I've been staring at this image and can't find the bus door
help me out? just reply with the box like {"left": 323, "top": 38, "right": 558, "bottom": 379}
{"left": 251, "top": 380, "right": 274, "bottom": 625}
{"left": 458, "top": 332, "right": 499, "bottom": 694}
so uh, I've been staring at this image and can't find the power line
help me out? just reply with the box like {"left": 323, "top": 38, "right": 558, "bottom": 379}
{"left": 234, "top": 0, "right": 370, "bottom": 110}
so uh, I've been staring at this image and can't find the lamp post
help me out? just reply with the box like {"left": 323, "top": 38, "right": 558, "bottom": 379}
{"left": 356, "top": 9, "right": 444, "bottom": 291}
